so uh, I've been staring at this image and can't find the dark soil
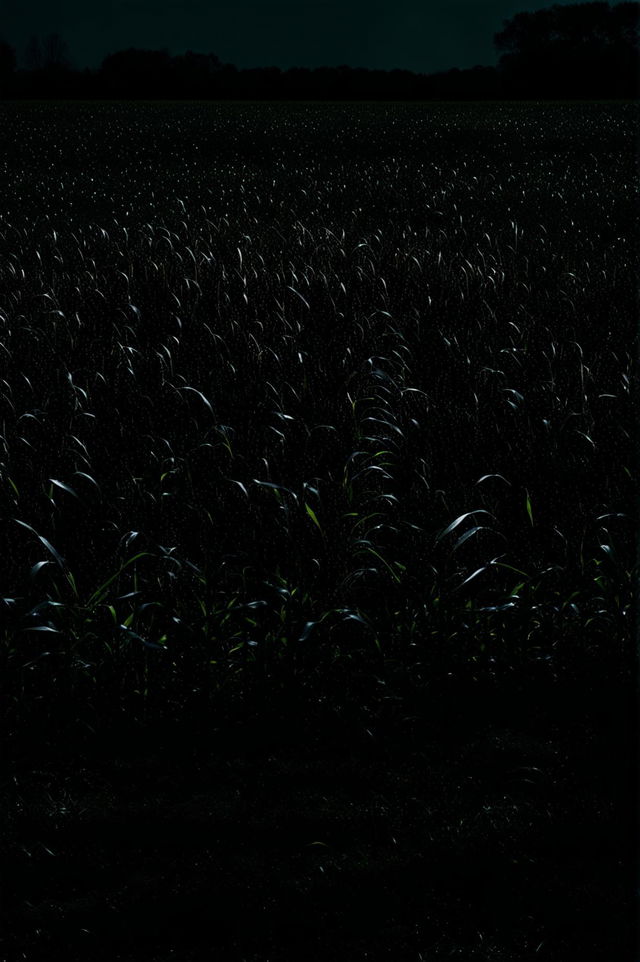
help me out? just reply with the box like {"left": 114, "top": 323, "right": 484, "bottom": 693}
{"left": 1, "top": 672, "right": 636, "bottom": 962}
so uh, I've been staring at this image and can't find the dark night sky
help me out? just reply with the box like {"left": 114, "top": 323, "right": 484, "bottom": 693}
{"left": 2, "top": 0, "right": 597, "bottom": 73}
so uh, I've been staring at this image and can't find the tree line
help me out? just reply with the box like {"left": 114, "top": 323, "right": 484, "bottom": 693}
{"left": 0, "top": 2, "right": 638, "bottom": 100}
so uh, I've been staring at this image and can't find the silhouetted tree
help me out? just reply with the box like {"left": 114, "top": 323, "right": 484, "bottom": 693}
{"left": 284, "top": 66, "right": 312, "bottom": 99}
{"left": 0, "top": 39, "right": 17, "bottom": 92}
{"left": 172, "top": 50, "right": 222, "bottom": 97}
{"left": 39, "top": 33, "right": 75, "bottom": 95}
{"left": 24, "top": 35, "right": 43, "bottom": 72}
{"left": 42, "top": 32, "right": 71, "bottom": 70}
{"left": 100, "top": 48, "right": 173, "bottom": 97}
{"left": 232, "top": 65, "right": 283, "bottom": 99}
{"left": 217, "top": 62, "right": 239, "bottom": 98}
{"left": 495, "top": 1, "right": 639, "bottom": 97}
{"left": 20, "top": 32, "right": 75, "bottom": 96}
{"left": 6, "top": 5, "right": 638, "bottom": 102}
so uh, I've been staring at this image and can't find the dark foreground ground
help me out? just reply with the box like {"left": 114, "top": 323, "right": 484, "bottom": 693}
{"left": 1, "top": 667, "right": 636, "bottom": 962}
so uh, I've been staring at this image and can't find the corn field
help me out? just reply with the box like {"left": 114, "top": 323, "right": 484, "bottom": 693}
{"left": 0, "top": 100, "right": 636, "bottom": 740}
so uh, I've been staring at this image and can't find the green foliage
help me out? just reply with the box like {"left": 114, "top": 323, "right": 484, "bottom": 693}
{"left": 0, "top": 100, "right": 635, "bottom": 740}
